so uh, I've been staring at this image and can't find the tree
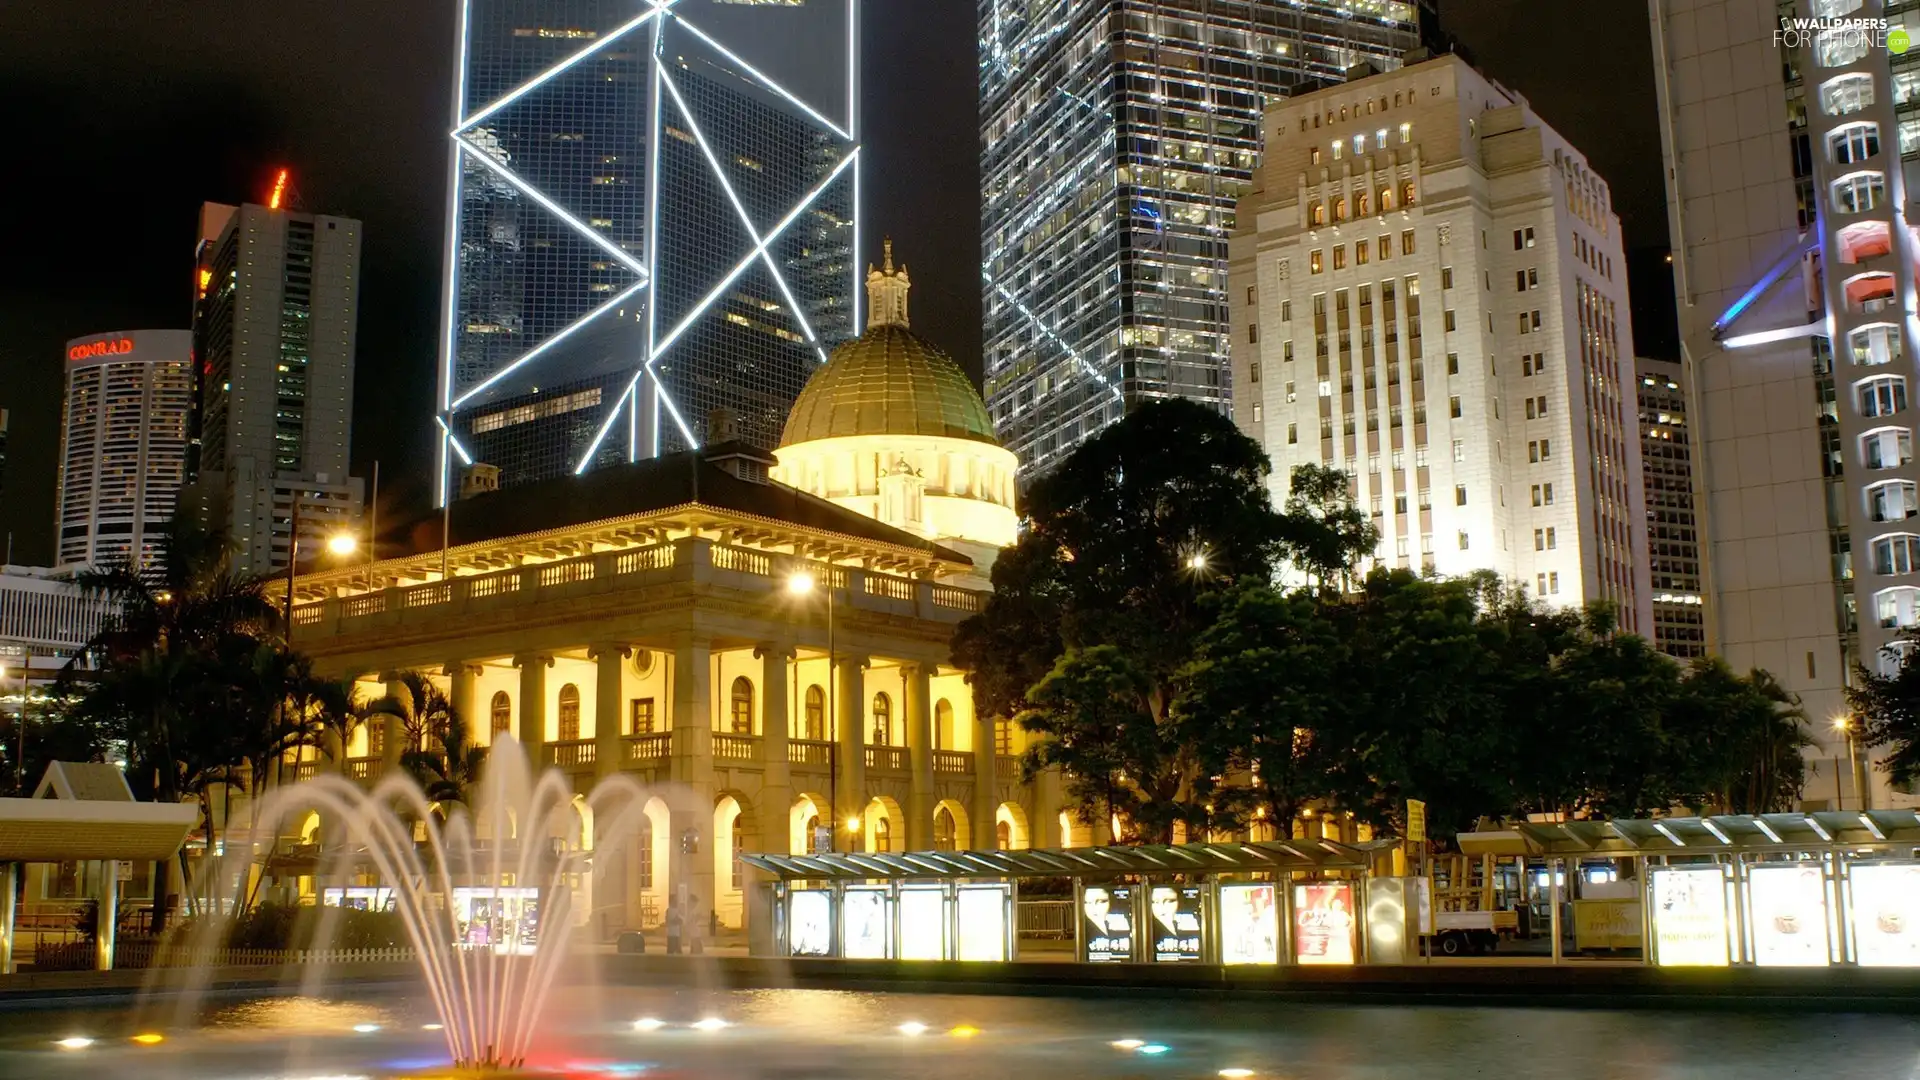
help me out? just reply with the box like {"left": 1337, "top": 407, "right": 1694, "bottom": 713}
{"left": 403, "top": 707, "right": 489, "bottom": 808}
{"left": 367, "top": 670, "right": 458, "bottom": 755}
{"left": 1015, "top": 645, "right": 1204, "bottom": 843}
{"left": 1848, "top": 639, "right": 1920, "bottom": 792}
{"left": 1675, "top": 661, "right": 1809, "bottom": 814}
{"left": 1276, "top": 463, "right": 1379, "bottom": 594}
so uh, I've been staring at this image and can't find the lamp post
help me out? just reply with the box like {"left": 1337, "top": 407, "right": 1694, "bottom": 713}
{"left": 786, "top": 567, "right": 836, "bottom": 852}
{"left": 1833, "top": 714, "right": 1866, "bottom": 811}
{"left": 283, "top": 492, "right": 358, "bottom": 646}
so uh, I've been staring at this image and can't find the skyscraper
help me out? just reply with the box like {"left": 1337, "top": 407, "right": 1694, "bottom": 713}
{"left": 189, "top": 198, "right": 364, "bottom": 576}
{"left": 0, "top": 408, "right": 9, "bottom": 526}
{"left": 1637, "top": 357, "right": 1706, "bottom": 659}
{"left": 1229, "top": 54, "right": 1652, "bottom": 634}
{"left": 979, "top": 0, "right": 1429, "bottom": 476}
{"left": 1651, "top": 1, "right": 1916, "bottom": 808}
{"left": 56, "top": 331, "right": 194, "bottom": 574}
{"left": 439, "top": 0, "right": 858, "bottom": 499}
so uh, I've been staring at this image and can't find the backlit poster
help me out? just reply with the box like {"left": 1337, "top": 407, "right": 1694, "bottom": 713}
{"left": 788, "top": 889, "right": 832, "bottom": 957}
{"left": 320, "top": 886, "right": 394, "bottom": 911}
{"left": 1850, "top": 863, "right": 1920, "bottom": 967}
{"left": 1218, "top": 883, "right": 1279, "bottom": 965}
{"left": 451, "top": 886, "right": 540, "bottom": 955}
{"left": 898, "top": 887, "right": 948, "bottom": 960}
{"left": 1748, "top": 864, "right": 1829, "bottom": 967}
{"left": 1081, "top": 884, "right": 1135, "bottom": 962}
{"left": 957, "top": 885, "right": 1009, "bottom": 961}
{"left": 1149, "top": 884, "right": 1204, "bottom": 962}
{"left": 1292, "top": 883, "right": 1356, "bottom": 965}
{"left": 842, "top": 888, "right": 890, "bottom": 959}
{"left": 1651, "top": 866, "right": 1729, "bottom": 967}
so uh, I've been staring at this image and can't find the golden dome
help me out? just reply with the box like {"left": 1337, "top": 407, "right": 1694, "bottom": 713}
{"left": 778, "top": 240, "right": 1000, "bottom": 447}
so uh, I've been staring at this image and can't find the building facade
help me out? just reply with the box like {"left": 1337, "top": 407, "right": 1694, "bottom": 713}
{"left": 1650, "top": 0, "right": 1920, "bottom": 808}
{"left": 1638, "top": 357, "right": 1707, "bottom": 658}
{"left": 978, "top": 0, "right": 1429, "bottom": 477}
{"left": 440, "top": 0, "right": 858, "bottom": 496}
{"left": 55, "top": 331, "right": 194, "bottom": 575}
{"left": 1228, "top": 55, "right": 1652, "bottom": 632}
{"left": 0, "top": 565, "right": 106, "bottom": 729}
{"left": 190, "top": 201, "right": 364, "bottom": 576}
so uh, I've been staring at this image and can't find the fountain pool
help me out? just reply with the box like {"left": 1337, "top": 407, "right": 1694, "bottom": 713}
{"left": 0, "top": 984, "right": 1915, "bottom": 1080}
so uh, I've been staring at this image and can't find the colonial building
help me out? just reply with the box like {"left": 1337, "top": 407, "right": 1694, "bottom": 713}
{"left": 287, "top": 246, "right": 1053, "bottom": 931}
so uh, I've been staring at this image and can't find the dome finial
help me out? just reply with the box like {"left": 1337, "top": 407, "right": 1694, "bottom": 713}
{"left": 865, "top": 239, "right": 911, "bottom": 331}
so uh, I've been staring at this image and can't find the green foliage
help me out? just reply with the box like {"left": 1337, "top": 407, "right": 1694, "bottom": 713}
{"left": 1847, "top": 638, "right": 1920, "bottom": 791}
{"left": 221, "top": 902, "right": 408, "bottom": 951}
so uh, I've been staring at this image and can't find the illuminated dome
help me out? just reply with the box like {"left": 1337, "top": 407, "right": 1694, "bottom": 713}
{"left": 779, "top": 245, "right": 999, "bottom": 449}
{"left": 772, "top": 241, "right": 1019, "bottom": 568}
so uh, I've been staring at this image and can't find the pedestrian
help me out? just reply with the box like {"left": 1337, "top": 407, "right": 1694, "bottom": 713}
{"left": 665, "top": 902, "right": 683, "bottom": 955}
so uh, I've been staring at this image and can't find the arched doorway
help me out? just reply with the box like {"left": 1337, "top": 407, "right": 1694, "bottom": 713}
{"left": 995, "top": 803, "right": 1029, "bottom": 851}
{"left": 862, "top": 795, "right": 901, "bottom": 854}
{"left": 932, "top": 798, "right": 971, "bottom": 851}
{"left": 714, "top": 795, "right": 749, "bottom": 930}
{"left": 934, "top": 698, "right": 954, "bottom": 750}
{"left": 791, "top": 792, "right": 829, "bottom": 854}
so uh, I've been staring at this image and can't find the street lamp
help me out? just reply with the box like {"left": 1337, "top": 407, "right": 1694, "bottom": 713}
{"left": 284, "top": 490, "right": 360, "bottom": 644}
{"left": 1833, "top": 714, "right": 1865, "bottom": 811}
{"left": 787, "top": 567, "right": 838, "bottom": 851}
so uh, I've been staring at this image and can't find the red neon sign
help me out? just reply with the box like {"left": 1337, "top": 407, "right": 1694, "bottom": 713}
{"left": 267, "top": 168, "right": 290, "bottom": 210}
{"left": 68, "top": 338, "right": 136, "bottom": 362}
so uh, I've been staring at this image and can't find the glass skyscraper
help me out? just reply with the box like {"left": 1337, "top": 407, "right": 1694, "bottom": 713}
{"left": 979, "top": 0, "right": 1429, "bottom": 475}
{"left": 440, "top": 0, "right": 858, "bottom": 498}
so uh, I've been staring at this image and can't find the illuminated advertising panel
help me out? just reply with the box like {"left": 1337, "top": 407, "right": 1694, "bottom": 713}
{"left": 898, "top": 887, "right": 948, "bottom": 960}
{"left": 451, "top": 886, "right": 540, "bottom": 955}
{"left": 1292, "top": 883, "right": 1357, "bottom": 965}
{"left": 1218, "top": 883, "right": 1279, "bottom": 965}
{"left": 957, "top": 885, "right": 1009, "bottom": 961}
{"left": 1081, "top": 884, "right": 1134, "bottom": 963}
{"left": 788, "top": 889, "right": 833, "bottom": 957}
{"left": 1748, "top": 864, "right": 1829, "bottom": 967}
{"left": 842, "top": 888, "right": 890, "bottom": 959}
{"left": 1148, "top": 884, "right": 1204, "bottom": 963}
{"left": 1651, "top": 866, "right": 1729, "bottom": 967}
{"left": 1850, "top": 863, "right": 1920, "bottom": 967}
{"left": 320, "top": 886, "right": 394, "bottom": 911}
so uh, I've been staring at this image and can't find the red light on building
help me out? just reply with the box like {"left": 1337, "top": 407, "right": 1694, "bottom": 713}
{"left": 268, "top": 168, "right": 290, "bottom": 210}
{"left": 68, "top": 338, "right": 137, "bottom": 362}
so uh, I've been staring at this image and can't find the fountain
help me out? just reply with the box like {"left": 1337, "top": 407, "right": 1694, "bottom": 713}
{"left": 247, "top": 736, "right": 663, "bottom": 1073}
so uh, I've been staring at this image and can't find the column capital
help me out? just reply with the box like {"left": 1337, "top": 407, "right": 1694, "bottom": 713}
{"left": 512, "top": 652, "right": 554, "bottom": 669}
{"left": 587, "top": 641, "right": 633, "bottom": 661}
{"left": 442, "top": 661, "right": 483, "bottom": 678}
{"left": 753, "top": 640, "right": 797, "bottom": 661}
{"left": 901, "top": 658, "right": 941, "bottom": 679}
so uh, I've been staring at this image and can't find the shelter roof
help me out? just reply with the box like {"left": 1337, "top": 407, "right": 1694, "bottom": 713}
{"left": 739, "top": 838, "right": 1384, "bottom": 882}
{"left": 1457, "top": 810, "right": 1920, "bottom": 857}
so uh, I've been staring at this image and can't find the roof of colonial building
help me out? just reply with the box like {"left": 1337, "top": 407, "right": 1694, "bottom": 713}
{"left": 779, "top": 241, "right": 1000, "bottom": 448}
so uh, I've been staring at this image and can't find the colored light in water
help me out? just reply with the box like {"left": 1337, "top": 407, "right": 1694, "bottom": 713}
{"left": 1138, "top": 1044, "right": 1170, "bottom": 1055}
{"left": 950, "top": 1025, "right": 980, "bottom": 1038}
{"left": 421, "top": 1023, "right": 444, "bottom": 1032}
{"left": 352, "top": 1023, "right": 381, "bottom": 1034}
{"left": 1220, "top": 1070, "right": 1255, "bottom": 1078}
{"left": 692, "top": 1017, "right": 729, "bottom": 1032}
{"left": 131, "top": 1033, "right": 165, "bottom": 1045}
{"left": 632, "top": 1017, "right": 665, "bottom": 1032}
{"left": 55, "top": 1037, "right": 93, "bottom": 1050}
{"left": 898, "top": 1021, "right": 928, "bottom": 1036}
{"left": 1111, "top": 1039, "right": 1144, "bottom": 1050}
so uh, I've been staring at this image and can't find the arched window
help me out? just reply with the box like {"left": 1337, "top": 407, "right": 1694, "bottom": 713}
{"left": 996, "top": 820, "right": 1012, "bottom": 851}
{"left": 871, "top": 692, "right": 893, "bottom": 745}
{"left": 804, "top": 685, "right": 825, "bottom": 740}
{"left": 1401, "top": 182, "right": 1416, "bottom": 207}
{"left": 873, "top": 814, "right": 892, "bottom": 853}
{"left": 934, "top": 807, "right": 957, "bottom": 851}
{"left": 557, "top": 684, "right": 580, "bottom": 741}
{"left": 1379, "top": 186, "right": 1393, "bottom": 211}
{"left": 730, "top": 676, "right": 754, "bottom": 734}
{"left": 1356, "top": 191, "right": 1370, "bottom": 217}
{"left": 1332, "top": 196, "right": 1347, "bottom": 221}
{"left": 934, "top": 699, "right": 955, "bottom": 750}
{"left": 1309, "top": 201, "right": 1326, "bottom": 226}
{"left": 490, "top": 691, "right": 511, "bottom": 737}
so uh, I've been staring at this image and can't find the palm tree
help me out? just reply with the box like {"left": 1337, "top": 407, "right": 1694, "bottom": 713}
{"left": 402, "top": 709, "right": 490, "bottom": 809}
{"left": 366, "top": 671, "right": 457, "bottom": 759}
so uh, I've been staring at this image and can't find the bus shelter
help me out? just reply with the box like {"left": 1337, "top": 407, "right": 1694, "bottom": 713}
{"left": 740, "top": 838, "right": 1415, "bottom": 965}
{"left": 1457, "top": 809, "right": 1920, "bottom": 967}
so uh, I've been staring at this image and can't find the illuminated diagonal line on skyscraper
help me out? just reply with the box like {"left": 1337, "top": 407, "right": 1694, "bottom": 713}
{"left": 671, "top": 14, "right": 851, "bottom": 141}
{"left": 982, "top": 270, "right": 1123, "bottom": 402}
{"left": 575, "top": 147, "right": 862, "bottom": 473}
{"left": 452, "top": 137, "right": 649, "bottom": 277}
{"left": 453, "top": 0, "right": 683, "bottom": 134}
{"left": 449, "top": 279, "right": 648, "bottom": 410}
{"left": 657, "top": 67, "right": 830, "bottom": 361}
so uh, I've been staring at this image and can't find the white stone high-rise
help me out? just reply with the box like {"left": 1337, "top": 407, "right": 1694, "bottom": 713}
{"left": 55, "top": 331, "right": 194, "bottom": 575}
{"left": 1650, "top": 0, "right": 1920, "bottom": 811}
{"left": 1229, "top": 53, "right": 1651, "bottom": 633}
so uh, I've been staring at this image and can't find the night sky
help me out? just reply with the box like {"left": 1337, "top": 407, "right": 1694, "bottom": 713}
{"left": 0, "top": 0, "right": 1661, "bottom": 567}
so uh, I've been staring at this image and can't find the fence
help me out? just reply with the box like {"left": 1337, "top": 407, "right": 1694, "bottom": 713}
{"left": 1016, "top": 900, "right": 1074, "bottom": 940}
{"left": 34, "top": 940, "right": 415, "bottom": 972}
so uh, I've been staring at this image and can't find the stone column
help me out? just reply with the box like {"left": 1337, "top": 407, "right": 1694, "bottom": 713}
{"left": 903, "top": 661, "right": 935, "bottom": 852}
{"left": 0, "top": 861, "right": 15, "bottom": 974}
{"left": 590, "top": 642, "right": 630, "bottom": 779}
{"left": 1035, "top": 768, "right": 1065, "bottom": 848}
{"left": 972, "top": 709, "right": 999, "bottom": 851}
{"left": 95, "top": 860, "right": 119, "bottom": 971}
{"left": 445, "top": 662, "right": 478, "bottom": 738}
{"left": 835, "top": 655, "right": 867, "bottom": 849}
{"left": 756, "top": 642, "right": 794, "bottom": 856}
{"left": 381, "top": 675, "right": 409, "bottom": 770}
{"left": 514, "top": 654, "right": 551, "bottom": 756}
{"left": 669, "top": 636, "right": 715, "bottom": 928}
